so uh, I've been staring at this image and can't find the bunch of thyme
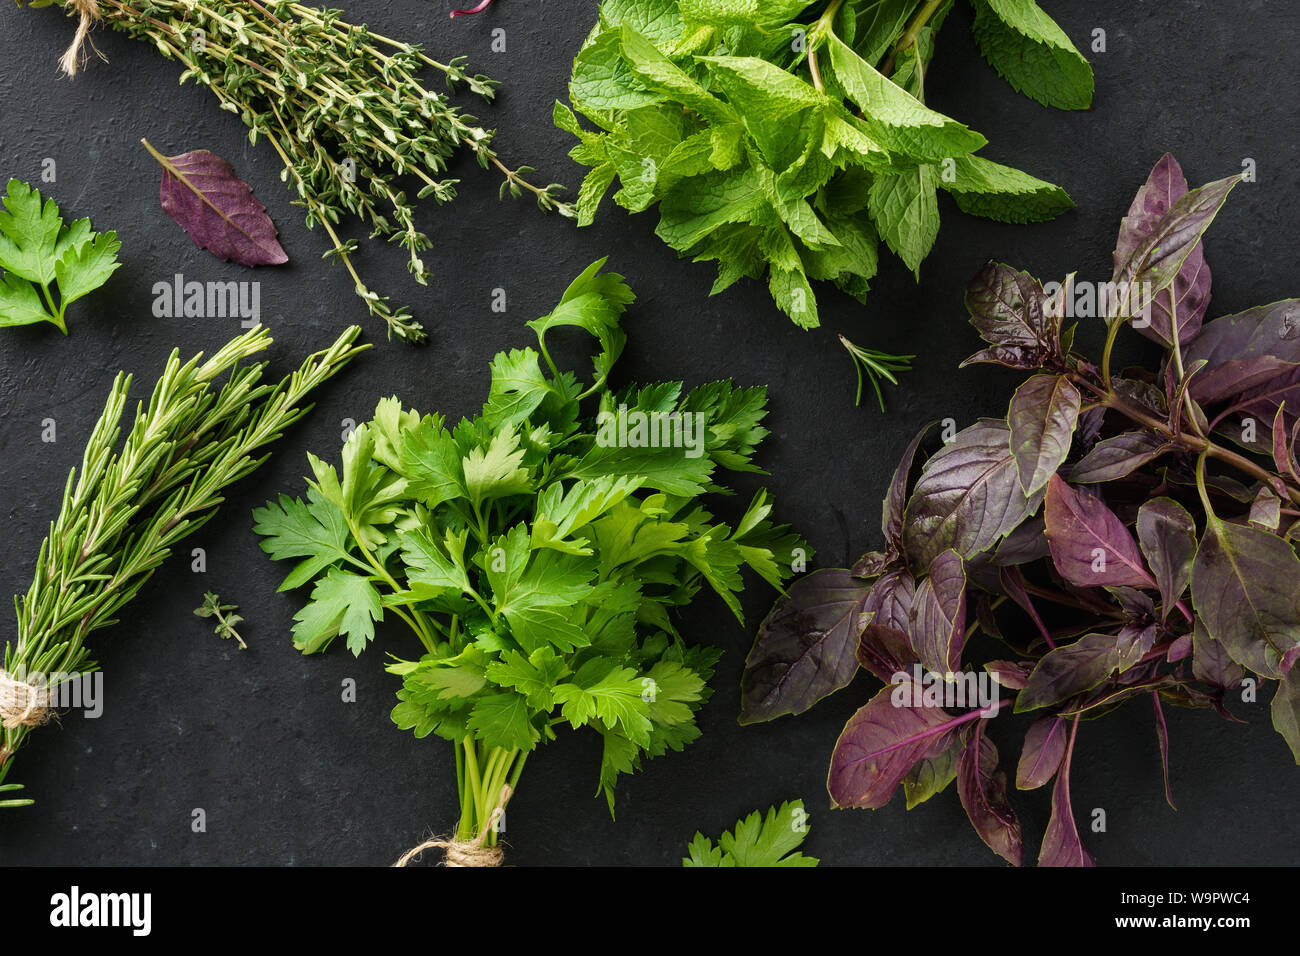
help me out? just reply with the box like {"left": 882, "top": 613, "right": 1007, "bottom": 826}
{"left": 0, "top": 325, "right": 365, "bottom": 806}
{"left": 34, "top": 0, "right": 575, "bottom": 341}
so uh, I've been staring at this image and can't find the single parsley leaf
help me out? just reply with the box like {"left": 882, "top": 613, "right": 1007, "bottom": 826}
{"left": 683, "top": 799, "right": 818, "bottom": 867}
{"left": 291, "top": 568, "right": 383, "bottom": 655}
{"left": 0, "top": 179, "right": 121, "bottom": 332}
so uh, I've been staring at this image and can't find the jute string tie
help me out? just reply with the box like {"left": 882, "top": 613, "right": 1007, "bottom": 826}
{"left": 393, "top": 784, "right": 512, "bottom": 868}
{"left": 59, "top": 0, "right": 107, "bottom": 78}
{"left": 0, "top": 669, "right": 53, "bottom": 730}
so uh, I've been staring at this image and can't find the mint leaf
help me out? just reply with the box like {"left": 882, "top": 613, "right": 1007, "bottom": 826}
{"left": 938, "top": 154, "right": 1074, "bottom": 223}
{"left": 971, "top": 0, "right": 1094, "bottom": 110}
{"left": 868, "top": 165, "right": 940, "bottom": 276}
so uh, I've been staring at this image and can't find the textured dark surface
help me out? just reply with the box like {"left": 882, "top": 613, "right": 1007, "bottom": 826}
{"left": 0, "top": 1, "right": 1296, "bottom": 867}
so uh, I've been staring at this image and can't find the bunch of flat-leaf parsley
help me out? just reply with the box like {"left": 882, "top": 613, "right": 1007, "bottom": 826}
{"left": 254, "top": 260, "right": 807, "bottom": 862}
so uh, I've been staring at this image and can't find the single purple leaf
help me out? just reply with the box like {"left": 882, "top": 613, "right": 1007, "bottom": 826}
{"left": 1270, "top": 666, "right": 1300, "bottom": 763}
{"left": 993, "top": 516, "right": 1050, "bottom": 565}
{"left": 1111, "top": 173, "right": 1239, "bottom": 326}
{"left": 1016, "top": 633, "right": 1122, "bottom": 712}
{"left": 1069, "top": 431, "right": 1170, "bottom": 484}
{"left": 909, "top": 549, "right": 967, "bottom": 674}
{"left": 850, "top": 549, "right": 892, "bottom": 578}
{"left": 963, "top": 262, "right": 1056, "bottom": 354}
{"left": 1166, "top": 632, "right": 1193, "bottom": 662}
{"left": 1038, "top": 716, "right": 1095, "bottom": 867}
{"left": 1183, "top": 300, "right": 1300, "bottom": 403}
{"left": 902, "top": 419, "right": 1039, "bottom": 571}
{"left": 1272, "top": 404, "right": 1300, "bottom": 484}
{"left": 902, "top": 735, "right": 962, "bottom": 809}
{"left": 856, "top": 569, "right": 919, "bottom": 681}
{"left": 985, "top": 660, "right": 1033, "bottom": 690}
{"left": 1136, "top": 497, "right": 1197, "bottom": 621}
{"left": 1151, "top": 691, "right": 1177, "bottom": 809}
{"left": 740, "top": 569, "right": 870, "bottom": 724}
{"left": 1008, "top": 374, "right": 1081, "bottom": 496}
{"left": 1044, "top": 475, "right": 1155, "bottom": 589}
{"left": 144, "top": 140, "right": 289, "bottom": 267}
{"left": 1112, "top": 154, "right": 1212, "bottom": 346}
{"left": 1016, "top": 715, "right": 1066, "bottom": 790}
{"left": 1116, "top": 622, "right": 1158, "bottom": 670}
{"left": 827, "top": 680, "right": 961, "bottom": 809}
{"left": 884, "top": 422, "right": 937, "bottom": 544}
{"left": 960, "top": 344, "right": 1048, "bottom": 371}
{"left": 1191, "top": 618, "right": 1244, "bottom": 690}
{"left": 957, "top": 721, "right": 1023, "bottom": 866}
{"left": 1249, "top": 487, "right": 1282, "bottom": 532}
{"left": 1190, "top": 517, "right": 1300, "bottom": 680}
{"left": 857, "top": 625, "right": 916, "bottom": 684}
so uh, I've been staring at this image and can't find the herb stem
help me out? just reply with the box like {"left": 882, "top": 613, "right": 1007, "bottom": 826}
{"left": 881, "top": 0, "right": 946, "bottom": 76}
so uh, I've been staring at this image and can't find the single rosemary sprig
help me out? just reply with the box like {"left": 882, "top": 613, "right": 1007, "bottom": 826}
{"left": 0, "top": 325, "right": 366, "bottom": 802}
{"left": 36, "top": 0, "right": 575, "bottom": 342}
{"left": 838, "top": 335, "right": 914, "bottom": 410}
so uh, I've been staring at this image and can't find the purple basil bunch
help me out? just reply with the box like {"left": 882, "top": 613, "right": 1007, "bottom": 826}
{"left": 740, "top": 155, "right": 1300, "bottom": 866}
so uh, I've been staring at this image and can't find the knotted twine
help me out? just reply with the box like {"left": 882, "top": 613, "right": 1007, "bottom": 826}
{"left": 0, "top": 669, "right": 53, "bottom": 730}
{"left": 58, "top": 0, "right": 108, "bottom": 78}
{"left": 393, "top": 785, "right": 513, "bottom": 868}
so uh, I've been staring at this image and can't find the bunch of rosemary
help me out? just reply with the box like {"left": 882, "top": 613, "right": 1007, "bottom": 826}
{"left": 0, "top": 325, "right": 365, "bottom": 807}
{"left": 32, "top": 0, "right": 575, "bottom": 341}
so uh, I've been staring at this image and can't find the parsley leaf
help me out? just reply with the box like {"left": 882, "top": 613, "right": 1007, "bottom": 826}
{"left": 0, "top": 179, "right": 121, "bottom": 333}
{"left": 683, "top": 799, "right": 819, "bottom": 867}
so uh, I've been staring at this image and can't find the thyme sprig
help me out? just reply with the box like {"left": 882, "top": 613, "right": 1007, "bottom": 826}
{"left": 0, "top": 325, "right": 366, "bottom": 802}
{"left": 37, "top": 0, "right": 575, "bottom": 341}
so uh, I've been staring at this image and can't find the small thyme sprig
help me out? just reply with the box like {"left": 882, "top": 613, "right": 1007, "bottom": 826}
{"left": 0, "top": 325, "right": 366, "bottom": 804}
{"left": 37, "top": 0, "right": 574, "bottom": 342}
{"left": 195, "top": 592, "right": 248, "bottom": 649}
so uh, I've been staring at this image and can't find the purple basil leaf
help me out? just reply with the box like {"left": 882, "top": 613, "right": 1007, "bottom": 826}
{"left": 149, "top": 145, "right": 289, "bottom": 267}
{"left": 851, "top": 549, "right": 892, "bottom": 578}
{"left": 1016, "top": 633, "right": 1122, "bottom": 712}
{"left": 1038, "top": 719, "right": 1095, "bottom": 867}
{"left": 1044, "top": 475, "right": 1155, "bottom": 589}
{"left": 740, "top": 568, "right": 870, "bottom": 724}
{"left": 1112, "top": 154, "right": 1211, "bottom": 346}
{"left": 857, "top": 569, "right": 919, "bottom": 681}
{"left": 960, "top": 345, "right": 1048, "bottom": 371}
{"left": 993, "top": 516, "right": 1050, "bottom": 565}
{"left": 1069, "top": 431, "right": 1170, "bottom": 484}
{"left": 1116, "top": 622, "right": 1158, "bottom": 670}
{"left": 1191, "top": 618, "right": 1245, "bottom": 690}
{"left": 857, "top": 625, "right": 916, "bottom": 684}
{"left": 1151, "top": 691, "right": 1177, "bottom": 809}
{"left": 963, "top": 262, "right": 1056, "bottom": 355}
{"left": 902, "top": 735, "right": 962, "bottom": 809}
{"left": 985, "top": 660, "right": 1033, "bottom": 690}
{"left": 1191, "top": 518, "right": 1300, "bottom": 679}
{"left": 1183, "top": 300, "right": 1300, "bottom": 403}
{"left": 1108, "top": 586, "right": 1156, "bottom": 621}
{"left": 957, "top": 722, "right": 1023, "bottom": 866}
{"left": 902, "top": 419, "right": 1039, "bottom": 571}
{"left": 1249, "top": 487, "right": 1283, "bottom": 532}
{"left": 909, "top": 549, "right": 968, "bottom": 674}
{"left": 1272, "top": 405, "right": 1300, "bottom": 483}
{"left": 828, "top": 681, "right": 957, "bottom": 809}
{"left": 1008, "top": 374, "right": 1081, "bottom": 496}
{"left": 1271, "top": 667, "right": 1300, "bottom": 763}
{"left": 884, "top": 422, "right": 937, "bottom": 545}
{"left": 1166, "top": 632, "right": 1193, "bottom": 662}
{"left": 1136, "top": 497, "right": 1196, "bottom": 621}
{"left": 1111, "top": 173, "right": 1239, "bottom": 327}
{"left": 1016, "top": 715, "right": 1066, "bottom": 790}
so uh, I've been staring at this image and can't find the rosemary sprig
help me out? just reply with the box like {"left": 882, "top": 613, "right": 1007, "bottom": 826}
{"left": 838, "top": 335, "right": 914, "bottom": 411}
{"left": 0, "top": 324, "right": 366, "bottom": 802}
{"left": 36, "top": 0, "right": 575, "bottom": 342}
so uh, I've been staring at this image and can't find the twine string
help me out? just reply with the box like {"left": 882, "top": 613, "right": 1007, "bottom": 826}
{"left": 393, "top": 784, "right": 513, "bottom": 868}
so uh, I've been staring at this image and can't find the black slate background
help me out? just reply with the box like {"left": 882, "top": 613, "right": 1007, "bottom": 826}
{"left": 0, "top": 1, "right": 1296, "bottom": 867}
